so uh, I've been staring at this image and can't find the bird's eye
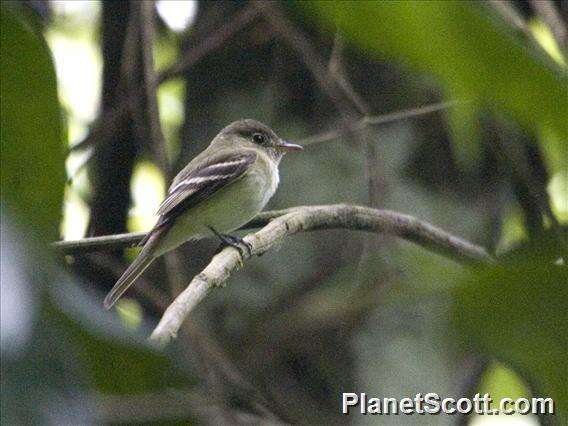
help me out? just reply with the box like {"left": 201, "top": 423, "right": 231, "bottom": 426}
{"left": 252, "top": 133, "right": 267, "bottom": 144}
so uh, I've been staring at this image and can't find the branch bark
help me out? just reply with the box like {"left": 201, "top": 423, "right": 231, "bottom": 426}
{"left": 54, "top": 205, "right": 492, "bottom": 264}
{"left": 52, "top": 210, "right": 282, "bottom": 254}
{"left": 143, "top": 204, "right": 493, "bottom": 346}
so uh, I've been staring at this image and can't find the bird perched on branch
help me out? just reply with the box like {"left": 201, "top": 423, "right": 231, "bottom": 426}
{"left": 104, "top": 119, "right": 302, "bottom": 309}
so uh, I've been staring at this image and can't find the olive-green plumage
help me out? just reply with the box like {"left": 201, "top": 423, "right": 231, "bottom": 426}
{"left": 103, "top": 119, "right": 302, "bottom": 309}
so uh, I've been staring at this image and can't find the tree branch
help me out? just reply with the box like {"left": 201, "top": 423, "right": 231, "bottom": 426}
{"left": 157, "top": 5, "right": 261, "bottom": 84}
{"left": 69, "top": 5, "right": 260, "bottom": 154}
{"left": 298, "top": 100, "right": 463, "bottom": 146}
{"left": 54, "top": 230, "right": 146, "bottom": 253}
{"left": 145, "top": 204, "right": 493, "bottom": 346}
{"left": 138, "top": 0, "right": 170, "bottom": 178}
{"left": 253, "top": 1, "right": 360, "bottom": 118}
{"left": 327, "top": 33, "right": 371, "bottom": 118}
{"left": 52, "top": 210, "right": 284, "bottom": 254}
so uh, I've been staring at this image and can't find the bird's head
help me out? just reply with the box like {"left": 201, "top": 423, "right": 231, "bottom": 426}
{"left": 213, "top": 119, "right": 303, "bottom": 160}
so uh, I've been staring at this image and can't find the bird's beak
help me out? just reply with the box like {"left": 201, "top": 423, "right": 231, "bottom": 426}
{"left": 278, "top": 140, "right": 303, "bottom": 152}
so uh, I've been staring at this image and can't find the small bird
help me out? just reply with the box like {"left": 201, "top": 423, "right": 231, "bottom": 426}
{"left": 104, "top": 119, "right": 302, "bottom": 309}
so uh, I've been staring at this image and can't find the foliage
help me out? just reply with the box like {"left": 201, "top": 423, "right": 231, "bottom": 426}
{"left": 453, "top": 232, "right": 567, "bottom": 419}
{"left": 303, "top": 0, "right": 567, "bottom": 420}
{"left": 0, "top": 5, "right": 65, "bottom": 241}
{"left": 301, "top": 1, "right": 568, "bottom": 166}
{"left": 0, "top": 5, "right": 195, "bottom": 424}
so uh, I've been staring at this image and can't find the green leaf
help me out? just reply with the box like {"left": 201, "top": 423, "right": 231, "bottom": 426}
{"left": 478, "top": 362, "right": 533, "bottom": 403}
{"left": 1, "top": 217, "right": 197, "bottom": 423}
{"left": 49, "top": 280, "right": 194, "bottom": 395}
{"left": 299, "top": 1, "right": 568, "bottom": 163}
{"left": 1, "top": 5, "right": 65, "bottom": 241}
{"left": 45, "top": 280, "right": 198, "bottom": 422}
{"left": 452, "top": 234, "right": 567, "bottom": 419}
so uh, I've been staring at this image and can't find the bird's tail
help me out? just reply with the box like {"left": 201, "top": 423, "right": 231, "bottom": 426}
{"left": 103, "top": 233, "right": 160, "bottom": 310}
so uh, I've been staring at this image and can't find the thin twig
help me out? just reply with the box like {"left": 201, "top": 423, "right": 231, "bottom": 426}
{"left": 325, "top": 33, "right": 384, "bottom": 210}
{"left": 54, "top": 231, "right": 148, "bottom": 253}
{"left": 147, "top": 204, "right": 494, "bottom": 346}
{"left": 157, "top": 5, "right": 261, "bottom": 84}
{"left": 298, "top": 100, "right": 463, "bottom": 146}
{"left": 253, "top": 1, "right": 359, "bottom": 118}
{"left": 52, "top": 210, "right": 285, "bottom": 254}
{"left": 53, "top": 202, "right": 493, "bottom": 261}
{"left": 69, "top": 5, "right": 261, "bottom": 154}
{"left": 328, "top": 34, "right": 371, "bottom": 117}
{"left": 138, "top": 0, "right": 170, "bottom": 178}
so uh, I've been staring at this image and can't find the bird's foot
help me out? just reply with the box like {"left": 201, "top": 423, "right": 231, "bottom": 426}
{"left": 208, "top": 226, "right": 253, "bottom": 259}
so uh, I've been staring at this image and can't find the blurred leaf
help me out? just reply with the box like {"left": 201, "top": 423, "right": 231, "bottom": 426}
{"left": 530, "top": 19, "right": 566, "bottom": 67}
{"left": 452, "top": 232, "right": 567, "bottom": 419}
{"left": 300, "top": 1, "right": 568, "bottom": 164}
{"left": 48, "top": 290, "right": 193, "bottom": 396}
{"left": 0, "top": 5, "right": 65, "bottom": 241}
{"left": 478, "top": 362, "right": 532, "bottom": 403}
{"left": 1, "top": 215, "right": 196, "bottom": 423}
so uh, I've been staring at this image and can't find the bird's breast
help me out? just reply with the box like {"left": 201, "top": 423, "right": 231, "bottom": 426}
{"left": 254, "top": 154, "right": 279, "bottom": 207}
{"left": 153, "top": 153, "right": 280, "bottom": 255}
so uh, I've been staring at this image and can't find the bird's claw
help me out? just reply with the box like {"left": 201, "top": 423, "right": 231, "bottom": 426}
{"left": 208, "top": 226, "right": 253, "bottom": 259}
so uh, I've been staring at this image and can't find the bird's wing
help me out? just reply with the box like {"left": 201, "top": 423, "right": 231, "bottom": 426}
{"left": 156, "top": 151, "right": 257, "bottom": 223}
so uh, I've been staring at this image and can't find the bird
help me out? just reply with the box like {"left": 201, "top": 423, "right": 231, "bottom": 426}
{"left": 103, "top": 119, "right": 303, "bottom": 309}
